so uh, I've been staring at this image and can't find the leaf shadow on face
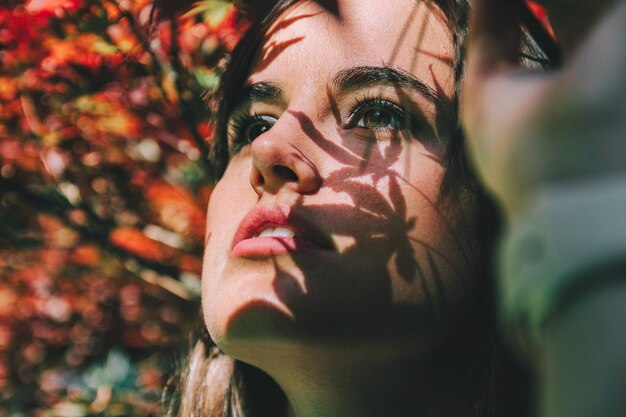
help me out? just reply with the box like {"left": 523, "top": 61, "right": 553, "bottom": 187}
{"left": 258, "top": 110, "right": 474, "bottom": 334}
{"left": 223, "top": 0, "right": 477, "bottom": 350}
{"left": 251, "top": 11, "right": 323, "bottom": 74}
{"left": 387, "top": 0, "right": 459, "bottom": 166}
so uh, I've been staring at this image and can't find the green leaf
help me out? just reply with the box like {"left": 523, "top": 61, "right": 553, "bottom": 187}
{"left": 194, "top": 67, "right": 220, "bottom": 91}
{"left": 103, "top": 349, "right": 131, "bottom": 385}
{"left": 185, "top": 0, "right": 233, "bottom": 27}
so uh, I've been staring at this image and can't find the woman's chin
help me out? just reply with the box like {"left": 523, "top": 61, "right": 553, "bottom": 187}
{"left": 206, "top": 293, "right": 443, "bottom": 365}
{"left": 206, "top": 296, "right": 305, "bottom": 364}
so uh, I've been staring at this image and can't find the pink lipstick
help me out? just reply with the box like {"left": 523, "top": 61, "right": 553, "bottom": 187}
{"left": 231, "top": 204, "right": 333, "bottom": 258}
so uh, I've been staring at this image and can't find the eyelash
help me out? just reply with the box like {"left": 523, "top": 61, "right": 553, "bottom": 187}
{"left": 228, "top": 96, "right": 419, "bottom": 153}
{"left": 346, "top": 95, "right": 417, "bottom": 134}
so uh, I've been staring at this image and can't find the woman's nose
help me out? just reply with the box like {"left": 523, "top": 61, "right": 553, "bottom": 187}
{"left": 249, "top": 127, "right": 321, "bottom": 195}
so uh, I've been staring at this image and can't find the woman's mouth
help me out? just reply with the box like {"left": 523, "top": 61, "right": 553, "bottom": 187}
{"left": 230, "top": 204, "right": 334, "bottom": 258}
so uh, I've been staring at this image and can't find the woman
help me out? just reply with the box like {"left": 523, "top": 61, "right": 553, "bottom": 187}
{"left": 167, "top": 0, "right": 626, "bottom": 416}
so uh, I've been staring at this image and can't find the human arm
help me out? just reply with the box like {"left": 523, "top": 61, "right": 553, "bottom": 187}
{"left": 461, "top": 0, "right": 626, "bottom": 416}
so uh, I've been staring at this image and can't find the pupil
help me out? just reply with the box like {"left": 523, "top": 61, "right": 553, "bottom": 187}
{"left": 248, "top": 123, "right": 270, "bottom": 140}
{"left": 365, "top": 109, "right": 391, "bottom": 127}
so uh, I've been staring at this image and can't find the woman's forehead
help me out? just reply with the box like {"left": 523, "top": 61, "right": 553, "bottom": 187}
{"left": 249, "top": 0, "right": 455, "bottom": 99}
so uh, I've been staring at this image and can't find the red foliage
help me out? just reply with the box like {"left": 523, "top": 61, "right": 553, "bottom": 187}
{"left": 145, "top": 180, "right": 207, "bottom": 243}
{"left": 110, "top": 227, "right": 177, "bottom": 263}
{"left": 25, "top": 0, "right": 84, "bottom": 14}
{"left": 0, "top": 0, "right": 246, "bottom": 413}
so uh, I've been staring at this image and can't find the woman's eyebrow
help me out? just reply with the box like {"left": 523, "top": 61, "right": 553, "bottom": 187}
{"left": 236, "top": 81, "right": 284, "bottom": 107}
{"left": 331, "top": 66, "right": 450, "bottom": 107}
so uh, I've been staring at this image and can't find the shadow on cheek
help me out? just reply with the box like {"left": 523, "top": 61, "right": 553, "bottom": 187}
{"left": 224, "top": 299, "right": 297, "bottom": 344}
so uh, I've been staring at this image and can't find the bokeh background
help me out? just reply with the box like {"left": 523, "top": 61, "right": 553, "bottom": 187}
{"left": 0, "top": 0, "right": 243, "bottom": 415}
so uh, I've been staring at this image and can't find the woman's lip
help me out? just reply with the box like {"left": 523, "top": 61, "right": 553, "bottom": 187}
{"left": 231, "top": 204, "right": 334, "bottom": 257}
{"left": 231, "top": 236, "right": 329, "bottom": 258}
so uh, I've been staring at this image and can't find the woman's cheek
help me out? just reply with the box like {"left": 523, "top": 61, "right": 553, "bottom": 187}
{"left": 201, "top": 166, "right": 249, "bottom": 341}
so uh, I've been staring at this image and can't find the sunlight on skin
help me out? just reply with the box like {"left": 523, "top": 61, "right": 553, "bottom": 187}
{"left": 330, "top": 234, "right": 356, "bottom": 254}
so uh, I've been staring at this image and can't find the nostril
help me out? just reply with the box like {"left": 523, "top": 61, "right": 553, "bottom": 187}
{"left": 273, "top": 165, "right": 298, "bottom": 182}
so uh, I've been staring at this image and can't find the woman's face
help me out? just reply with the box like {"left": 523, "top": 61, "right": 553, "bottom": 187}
{"left": 202, "top": 0, "right": 479, "bottom": 357}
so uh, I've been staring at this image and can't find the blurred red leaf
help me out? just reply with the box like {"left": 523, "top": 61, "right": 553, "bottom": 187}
{"left": 0, "top": 285, "right": 18, "bottom": 319}
{"left": 68, "top": 245, "right": 101, "bottom": 266}
{"left": 144, "top": 180, "right": 206, "bottom": 243}
{"left": 109, "top": 227, "right": 176, "bottom": 262}
{"left": 25, "top": 0, "right": 83, "bottom": 14}
{"left": 179, "top": 254, "right": 203, "bottom": 273}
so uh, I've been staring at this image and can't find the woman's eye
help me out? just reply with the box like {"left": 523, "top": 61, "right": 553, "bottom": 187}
{"left": 357, "top": 108, "right": 397, "bottom": 129}
{"left": 349, "top": 99, "right": 409, "bottom": 132}
{"left": 245, "top": 118, "right": 273, "bottom": 141}
{"left": 230, "top": 114, "right": 277, "bottom": 152}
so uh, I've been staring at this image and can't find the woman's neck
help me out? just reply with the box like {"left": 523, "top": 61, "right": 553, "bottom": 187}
{"left": 244, "top": 337, "right": 489, "bottom": 417}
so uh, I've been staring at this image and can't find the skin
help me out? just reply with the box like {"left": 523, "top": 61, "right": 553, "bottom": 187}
{"left": 202, "top": 1, "right": 485, "bottom": 416}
